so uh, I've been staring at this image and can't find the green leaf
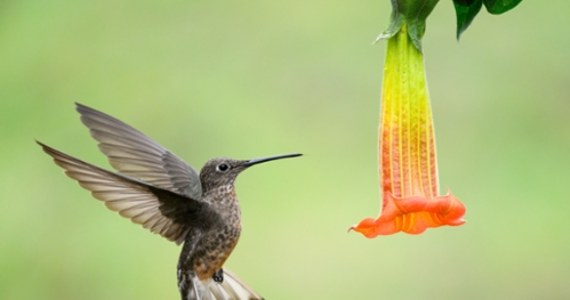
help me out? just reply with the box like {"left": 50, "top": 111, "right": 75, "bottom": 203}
{"left": 453, "top": 0, "right": 483, "bottom": 39}
{"left": 484, "top": 0, "right": 523, "bottom": 14}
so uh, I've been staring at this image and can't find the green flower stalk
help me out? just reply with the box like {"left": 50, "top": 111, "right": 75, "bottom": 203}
{"left": 351, "top": 0, "right": 466, "bottom": 237}
{"left": 375, "top": 0, "right": 440, "bottom": 51}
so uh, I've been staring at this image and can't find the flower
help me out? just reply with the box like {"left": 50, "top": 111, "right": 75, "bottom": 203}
{"left": 350, "top": 24, "right": 466, "bottom": 238}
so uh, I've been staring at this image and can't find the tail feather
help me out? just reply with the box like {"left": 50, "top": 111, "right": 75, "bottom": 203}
{"left": 184, "top": 269, "right": 263, "bottom": 300}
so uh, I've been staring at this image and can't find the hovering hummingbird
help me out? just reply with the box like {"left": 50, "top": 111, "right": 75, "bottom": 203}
{"left": 37, "top": 103, "right": 301, "bottom": 300}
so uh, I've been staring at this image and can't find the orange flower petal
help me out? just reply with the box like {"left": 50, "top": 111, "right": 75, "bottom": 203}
{"left": 351, "top": 192, "right": 465, "bottom": 238}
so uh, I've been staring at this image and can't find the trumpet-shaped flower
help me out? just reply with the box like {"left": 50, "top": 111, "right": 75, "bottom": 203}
{"left": 351, "top": 24, "right": 466, "bottom": 238}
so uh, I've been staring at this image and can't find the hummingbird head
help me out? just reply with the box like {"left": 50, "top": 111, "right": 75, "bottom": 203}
{"left": 199, "top": 153, "right": 302, "bottom": 192}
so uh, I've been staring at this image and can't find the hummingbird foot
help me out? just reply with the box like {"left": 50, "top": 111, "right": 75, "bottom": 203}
{"left": 212, "top": 268, "right": 224, "bottom": 283}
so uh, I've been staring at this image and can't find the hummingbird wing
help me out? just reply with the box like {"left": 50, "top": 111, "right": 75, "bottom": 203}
{"left": 76, "top": 103, "right": 202, "bottom": 199}
{"left": 38, "top": 141, "right": 209, "bottom": 245}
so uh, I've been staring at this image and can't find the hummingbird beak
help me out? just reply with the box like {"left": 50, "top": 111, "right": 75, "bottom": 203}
{"left": 243, "top": 153, "right": 302, "bottom": 167}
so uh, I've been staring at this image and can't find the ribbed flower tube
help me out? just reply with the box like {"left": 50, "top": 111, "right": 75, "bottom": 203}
{"left": 351, "top": 25, "right": 466, "bottom": 237}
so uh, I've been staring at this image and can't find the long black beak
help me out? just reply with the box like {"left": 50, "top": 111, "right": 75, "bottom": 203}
{"left": 244, "top": 153, "right": 302, "bottom": 167}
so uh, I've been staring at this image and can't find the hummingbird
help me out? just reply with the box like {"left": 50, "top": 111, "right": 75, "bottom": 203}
{"left": 37, "top": 103, "right": 301, "bottom": 300}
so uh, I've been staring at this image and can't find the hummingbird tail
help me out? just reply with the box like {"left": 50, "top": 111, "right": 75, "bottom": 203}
{"left": 181, "top": 269, "right": 263, "bottom": 300}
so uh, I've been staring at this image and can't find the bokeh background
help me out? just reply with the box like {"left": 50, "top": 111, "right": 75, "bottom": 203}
{"left": 2, "top": 1, "right": 569, "bottom": 299}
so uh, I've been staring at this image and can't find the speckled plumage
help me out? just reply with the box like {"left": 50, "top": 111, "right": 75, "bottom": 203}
{"left": 180, "top": 182, "right": 242, "bottom": 282}
{"left": 37, "top": 103, "right": 301, "bottom": 300}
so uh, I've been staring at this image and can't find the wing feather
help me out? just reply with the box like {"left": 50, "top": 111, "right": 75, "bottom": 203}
{"left": 76, "top": 103, "right": 202, "bottom": 199}
{"left": 38, "top": 141, "right": 202, "bottom": 244}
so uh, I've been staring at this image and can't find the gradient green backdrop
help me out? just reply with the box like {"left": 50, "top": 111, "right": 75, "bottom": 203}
{"left": 2, "top": 1, "right": 569, "bottom": 299}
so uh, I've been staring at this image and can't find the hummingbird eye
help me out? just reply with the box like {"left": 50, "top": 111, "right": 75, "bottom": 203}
{"left": 216, "top": 163, "right": 230, "bottom": 172}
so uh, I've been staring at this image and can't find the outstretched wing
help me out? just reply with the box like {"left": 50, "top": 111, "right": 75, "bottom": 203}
{"left": 38, "top": 141, "right": 206, "bottom": 244}
{"left": 76, "top": 103, "right": 202, "bottom": 199}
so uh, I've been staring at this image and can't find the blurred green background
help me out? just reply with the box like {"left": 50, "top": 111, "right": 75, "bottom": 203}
{"left": 1, "top": 0, "right": 569, "bottom": 299}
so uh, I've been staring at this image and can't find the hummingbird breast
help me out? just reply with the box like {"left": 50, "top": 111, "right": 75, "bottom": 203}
{"left": 192, "top": 225, "right": 241, "bottom": 280}
{"left": 192, "top": 185, "right": 242, "bottom": 280}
